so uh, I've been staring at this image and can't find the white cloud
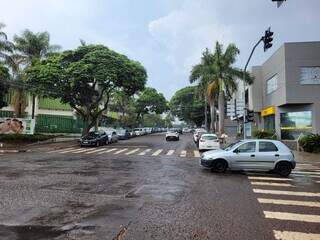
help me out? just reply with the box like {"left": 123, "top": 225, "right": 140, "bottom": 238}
{"left": 148, "top": 1, "right": 234, "bottom": 77}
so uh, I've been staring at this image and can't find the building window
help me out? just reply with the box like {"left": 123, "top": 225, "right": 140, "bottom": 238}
{"left": 266, "top": 74, "right": 278, "bottom": 94}
{"left": 264, "top": 115, "right": 275, "bottom": 131}
{"left": 300, "top": 67, "right": 320, "bottom": 85}
{"left": 280, "top": 111, "right": 312, "bottom": 140}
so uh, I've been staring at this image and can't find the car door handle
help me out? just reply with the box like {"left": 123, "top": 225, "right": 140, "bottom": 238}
{"left": 275, "top": 154, "right": 279, "bottom": 157}
{"left": 250, "top": 154, "right": 255, "bottom": 157}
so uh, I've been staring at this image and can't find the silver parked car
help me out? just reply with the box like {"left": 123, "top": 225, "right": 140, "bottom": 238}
{"left": 105, "top": 130, "right": 119, "bottom": 144}
{"left": 200, "top": 139, "right": 295, "bottom": 177}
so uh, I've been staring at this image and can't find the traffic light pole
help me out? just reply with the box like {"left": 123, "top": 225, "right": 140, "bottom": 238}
{"left": 242, "top": 37, "right": 264, "bottom": 139}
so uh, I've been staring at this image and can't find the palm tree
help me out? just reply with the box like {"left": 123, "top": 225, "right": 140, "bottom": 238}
{"left": 190, "top": 42, "right": 253, "bottom": 134}
{"left": 0, "top": 23, "right": 15, "bottom": 67}
{"left": 13, "top": 29, "right": 60, "bottom": 118}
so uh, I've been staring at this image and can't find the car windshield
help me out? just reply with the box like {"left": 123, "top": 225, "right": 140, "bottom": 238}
{"left": 202, "top": 135, "right": 217, "bottom": 140}
{"left": 223, "top": 141, "right": 242, "bottom": 151}
{"left": 117, "top": 130, "right": 125, "bottom": 134}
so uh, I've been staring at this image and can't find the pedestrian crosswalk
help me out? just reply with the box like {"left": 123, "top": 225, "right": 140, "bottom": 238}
{"left": 46, "top": 146, "right": 202, "bottom": 158}
{"left": 248, "top": 171, "right": 320, "bottom": 240}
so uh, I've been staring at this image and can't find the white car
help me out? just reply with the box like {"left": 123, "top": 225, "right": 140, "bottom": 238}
{"left": 166, "top": 130, "right": 179, "bottom": 141}
{"left": 193, "top": 128, "right": 207, "bottom": 143}
{"left": 200, "top": 139, "right": 296, "bottom": 177}
{"left": 198, "top": 134, "right": 220, "bottom": 151}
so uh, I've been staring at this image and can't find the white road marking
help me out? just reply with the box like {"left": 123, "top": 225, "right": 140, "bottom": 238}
{"left": 125, "top": 148, "right": 140, "bottom": 155}
{"left": 138, "top": 149, "right": 152, "bottom": 156}
{"left": 248, "top": 176, "right": 293, "bottom": 181}
{"left": 274, "top": 230, "right": 320, "bottom": 240}
{"left": 97, "top": 148, "right": 117, "bottom": 155}
{"left": 114, "top": 148, "right": 128, "bottom": 155}
{"left": 253, "top": 189, "right": 320, "bottom": 197}
{"left": 264, "top": 211, "right": 320, "bottom": 223}
{"left": 250, "top": 182, "right": 294, "bottom": 187}
{"left": 292, "top": 173, "right": 320, "bottom": 178}
{"left": 166, "top": 150, "right": 175, "bottom": 156}
{"left": 180, "top": 150, "right": 187, "bottom": 157}
{"left": 152, "top": 149, "right": 163, "bottom": 156}
{"left": 316, "top": 181, "right": 320, "bottom": 184}
{"left": 72, "top": 148, "right": 92, "bottom": 154}
{"left": 258, "top": 198, "right": 320, "bottom": 208}
{"left": 194, "top": 150, "right": 200, "bottom": 158}
{"left": 48, "top": 147, "right": 74, "bottom": 153}
{"left": 84, "top": 148, "right": 106, "bottom": 154}
{"left": 293, "top": 171, "right": 320, "bottom": 175}
{"left": 58, "top": 148, "right": 80, "bottom": 154}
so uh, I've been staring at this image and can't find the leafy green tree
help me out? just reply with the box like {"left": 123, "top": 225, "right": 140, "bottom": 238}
{"left": 190, "top": 42, "right": 253, "bottom": 134}
{"left": 26, "top": 44, "right": 147, "bottom": 135}
{"left": 13, "top": 29, "right": 60, "bottom": 118}
{"left": 0, "top": 64, "right": 10, "bottom": 108}
{"left": 170, "top": 86, "right": 206, "bottom": 127}
{"left": 135, "top": 87, "right": 168, "bottom": 124}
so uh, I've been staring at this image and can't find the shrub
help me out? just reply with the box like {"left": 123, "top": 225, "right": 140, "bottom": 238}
{"left": 298, "top": 134, "right": 320, "bottom": 153}
{"left": 252, "top": 129, "right": 277, "bottom": 140}
{"left": 0, "top": 134, "right": 57, "bottom": 143}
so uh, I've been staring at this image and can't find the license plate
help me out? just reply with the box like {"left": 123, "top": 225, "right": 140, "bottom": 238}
{"left": 84, "top": 141, "right": 88, "bottom": 143}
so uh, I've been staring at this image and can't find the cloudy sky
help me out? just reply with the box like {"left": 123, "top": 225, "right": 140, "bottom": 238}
{"left": 1, "top": 0, "right": 320, "bottom": 99}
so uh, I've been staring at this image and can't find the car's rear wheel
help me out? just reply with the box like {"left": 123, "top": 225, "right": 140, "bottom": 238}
{"left": 276, "top": 162, "right": 292, "bottom": 177}
{"left": 212, "top": 159, "right": 227, "bottom": 173}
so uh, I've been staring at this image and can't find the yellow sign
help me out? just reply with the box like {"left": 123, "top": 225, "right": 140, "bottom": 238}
{"left": 261, "top": 106, "right": 275, "bottom": 117}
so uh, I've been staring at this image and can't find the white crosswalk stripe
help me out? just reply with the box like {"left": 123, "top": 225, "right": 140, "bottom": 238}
{"left": 84, "top": 148, "right": 106, "bottom": 154}
{"left": 152, "top": 149, "right": 163, "bottom": 156}
{"left": 48, "top": 147, "right": 75, "bottom": 153}
{"left": 166, "top": 150, "right": 175, "bottom": 156}
{"left": 114, "top": 148, "right": 128, "bottom": 155}
{"left": 97, "top": 148, "right": 117, "bottom": 155}
{"left": 253, "top": 189, "right": 320, "bottom": 197}
{"left": 125, "top": 148, "right": 140, "bottom": 155}
{"left": 59, "top": 148, "right": 80, "bottom": 154}
{"left": 258, "top": 198, "right": 320, "bottom": 208}
{"left": 251, "top": 182, "right": 294, "bottom": 187}
{"left": 292, "top": 173, "right": 320, "bottom": 178}
{"left": 273, "top": 230, "right": 320, "bottom": 240}
{"left": 293, "top": 170, "right": 320, "bottom": 175}
{"left": 180, "top": 150, "right": 187, "bottom": 157}
{"left": 194, "top": 150, "right": 200, "bottom": 158}
{"left": 138, "top": 149, "right": 152, "bottom": 156}
{"left": 264, "top": 211, "right": 320, "bottom": 223}
{"left": 72, "top": 148, "right": 92, "bottom": 154}
{"left": 248, "top": 176, "right": 293, "bottom": 181}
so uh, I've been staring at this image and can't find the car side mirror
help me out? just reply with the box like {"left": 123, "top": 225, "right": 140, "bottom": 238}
{"left": 233, "top": 149, "right": 240, "bottom": 154}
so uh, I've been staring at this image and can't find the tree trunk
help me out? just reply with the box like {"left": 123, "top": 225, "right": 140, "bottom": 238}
{"left": 218, "top": 91, "right": 225, "bottom": 134}
{"left": 209, "top": 97, "right": 216, "bottom": 133}
{"left": 31, "top": 95, "right": 36, "bottom": 119}
{"left": 204, "top": 95, "right": 208, "bottom": 131}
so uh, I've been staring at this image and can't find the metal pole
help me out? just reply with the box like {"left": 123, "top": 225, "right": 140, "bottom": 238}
{"left": 243, "top": 37, "right": 264, "bottom": 139}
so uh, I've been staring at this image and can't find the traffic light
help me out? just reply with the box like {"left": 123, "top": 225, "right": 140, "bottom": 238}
{"left": 263, "top": 28, "right": 274, "bottom": 52}
{"left": 246, "top": 109, "right": 254, "bottom": 122}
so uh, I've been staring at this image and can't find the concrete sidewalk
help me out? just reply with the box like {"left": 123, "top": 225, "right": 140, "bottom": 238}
{"left": 293, "top": 150, "right": 320, "bottom": 164}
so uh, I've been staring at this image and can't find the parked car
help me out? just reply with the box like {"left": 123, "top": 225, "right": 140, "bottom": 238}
{"left": 80, "top": 130, "right": 108, "bottom": 147}
{"left": 193, "top": 128, "right": 207, "bottom": 143}
{"left": 128, "top": 129, "right": 137, "bottom": 138}
{"left": 200, "top": 139, "right": 296, "bottom": 177}
{"left": 198, "top": 134, "right": 220, "bottom": 151}
{"left": 116, "top": 129, "right": 130, "bottom": 140}
{"left": 105, "top": 129, "right": 119, "bottom": 143}
{"left": 166, "top": 130, "right": 179, "bottom": 141}
{"left": 134, "top": 128, "right": 143, "bottom": 136}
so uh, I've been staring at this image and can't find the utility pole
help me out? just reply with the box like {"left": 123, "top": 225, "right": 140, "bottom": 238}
{"left": 243, "top": 28, "right": 274, "bottom": 139}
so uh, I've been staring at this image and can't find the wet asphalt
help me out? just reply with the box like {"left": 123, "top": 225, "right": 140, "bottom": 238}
{"left": 0, "top": 133, "right": 319, "bottom": 240}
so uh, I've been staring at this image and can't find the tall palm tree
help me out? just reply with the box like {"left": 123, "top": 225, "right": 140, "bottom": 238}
{"left": 0, "top": 23, "right": 15, "bottom": 66}
{"left": 190, "top": 42, "right": 253, "bottom": 134}
{"left": 13, "top": 29, "right": 60, "bottom": 118}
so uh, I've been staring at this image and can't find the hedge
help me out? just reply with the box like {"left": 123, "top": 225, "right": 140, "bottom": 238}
{"left": 298, "top": 134, "right": 320, "bottom": 153}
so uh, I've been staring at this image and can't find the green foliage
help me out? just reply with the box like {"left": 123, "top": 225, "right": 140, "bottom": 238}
{"left": 298, "top": 134, "right": 320, "bottom": 153}
{"left": 252, "top": 129, "right": 277, "bottom": 140}
{"left": 26, "top": 44, "right": 147, "bottom": 135}
{"left": 0, "top": 134, "right": 56, "bottom": 143}
{"left": 0, "top": 64, "right": 10, "bottom": 108}
{"left": 170, "top": 86, "right": 205, "bottom": 127}
{"left": 135, "top": 87, "right": 168, "bottom": 118}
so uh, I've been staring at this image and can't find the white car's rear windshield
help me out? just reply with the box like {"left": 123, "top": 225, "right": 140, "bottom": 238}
{"left": 202, "top": 136, "right": 217, "bottom": 140}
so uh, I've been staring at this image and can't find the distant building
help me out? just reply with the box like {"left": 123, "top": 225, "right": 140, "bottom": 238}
{"left": 248, "top": 42, "right": 320, "bottom": 140}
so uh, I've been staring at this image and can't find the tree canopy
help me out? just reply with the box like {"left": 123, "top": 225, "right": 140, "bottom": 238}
{"left": 26, "top": 44, "right": 147, "bottom": 134}
{"left": 170, "top": 86, "right": 206, "bottom": 127}
{"left": 0, "top": 64, "right": 9, "bottom": 108}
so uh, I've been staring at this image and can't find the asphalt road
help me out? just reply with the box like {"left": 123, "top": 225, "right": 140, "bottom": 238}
{"left": 0, "top": 133, "right": 319, "bottom": 240}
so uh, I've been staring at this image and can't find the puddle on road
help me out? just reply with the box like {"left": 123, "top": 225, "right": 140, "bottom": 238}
{"left": 0, "top": 225, "right": 67, "bottom": 240}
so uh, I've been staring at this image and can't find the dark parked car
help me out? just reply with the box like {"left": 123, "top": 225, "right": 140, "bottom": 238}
{"left": 80, "top": 131, "right": 108, "bottom": 147}
{"left": 117, "top": 129, "right": 131, "bottom": 140}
